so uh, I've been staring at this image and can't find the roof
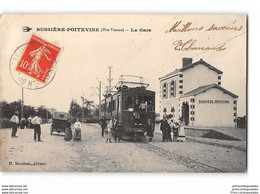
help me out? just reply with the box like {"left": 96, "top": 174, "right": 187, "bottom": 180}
{"left": 53, "top": 112, "right": 70, "bottom": 120}
{"left": 159, "top": 59, "right": 223, "bottom": 80}
{"left": 181, "top": 84, "right": 238, "bottom": 98}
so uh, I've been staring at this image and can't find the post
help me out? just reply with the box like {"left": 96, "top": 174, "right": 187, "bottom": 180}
{"left": 107, "top": 66, "right": 113, "bottom": 94}
{"left": 21, "top": 87, "right": 24, "bottom": 118}
{"left": 99, "top": 81, "right": 101, "bottom": 119}
{"left": 81, "top": 94, "right": 84, "bottom": 123}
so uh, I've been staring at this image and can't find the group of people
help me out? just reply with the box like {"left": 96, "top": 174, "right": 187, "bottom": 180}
{"left": 10, "top": 110, "right": 83, "bottom": 142}
{"left": 10, "top": 111, "right": 43, "bottom": 142}
{"left": 99, "top": 116, "right": 123, "bottom": 143}
{"left": 64, "top": 118, "right": 82, "bottom": 141}
{"left": 99, "top": 115, "right": 155, "bottom": 143}
{"left": 159, "top": 115, "right": 186, "bottom": 142}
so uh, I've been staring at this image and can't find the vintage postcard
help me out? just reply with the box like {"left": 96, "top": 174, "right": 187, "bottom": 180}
{"left": 0, "top": 14, "right": 247, "bottom": 172}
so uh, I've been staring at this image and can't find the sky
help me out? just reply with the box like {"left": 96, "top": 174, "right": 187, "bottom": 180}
{"left": 0, "top": 14, "right": 246, "bottom": 116}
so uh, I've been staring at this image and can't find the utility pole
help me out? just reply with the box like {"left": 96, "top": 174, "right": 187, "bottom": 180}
{"left": 107, "top": 66, "right": 113, "bottom": 94}
{"left": 21, "top": 87, "right": 24, "bottom": 118}
{"left": 99, "top": 81, "right": 102, "bottom": 119}
{"left": 81, "top": 93, "right": 85, "bottom": 123}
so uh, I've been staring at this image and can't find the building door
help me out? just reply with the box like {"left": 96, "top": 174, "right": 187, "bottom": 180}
{"left": 182, "top": 102, "right": 189, "bottom": 125}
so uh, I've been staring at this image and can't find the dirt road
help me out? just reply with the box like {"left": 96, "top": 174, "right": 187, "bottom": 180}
{"left": 0, "top": 123, "right": 246, "bottom": 172}
{"left": 0, "top": 123, "right": 193, "bottom": 172}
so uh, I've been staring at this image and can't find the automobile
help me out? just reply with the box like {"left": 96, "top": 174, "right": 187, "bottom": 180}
{"left": 50, "top": 112, "right": 70, "bottom": 135}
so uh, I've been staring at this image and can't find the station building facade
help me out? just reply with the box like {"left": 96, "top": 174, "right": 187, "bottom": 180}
{"left": 158, "top": 58, "right": 238, "bottom": 127}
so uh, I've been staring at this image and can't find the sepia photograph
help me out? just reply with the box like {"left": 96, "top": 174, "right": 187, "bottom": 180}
{"left": 0, "top": 14, "right": 247, "bottom": 173}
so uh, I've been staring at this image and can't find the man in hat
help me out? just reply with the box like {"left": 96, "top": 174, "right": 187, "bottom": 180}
{"left": 10, "top": 111, "right": 19, "bottom": 138}
{"left": 31, "top": 111, "right": 43, "bottom": 142}
{"left": 159, "top": 114, "right": 170, "bottom": 142}
{"left": 99, "top": 115, "right": 107, "bottom": 137}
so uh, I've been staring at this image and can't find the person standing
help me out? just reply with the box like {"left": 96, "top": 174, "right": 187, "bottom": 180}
{"left": 106, "top": 119, "right": 113, "bottom": 143}
{"left": 64, "top": 119, "right": 72, "bottom": 141}
{"left": 145, "top": 119, "right": 154, "bottom": 142}
{"left": 27, "top": 115, "right": 33, "bottom": 129}
{"left": 177, "top": 118, "right": 186, "bottom": 142}
{"left": 73, "top": 118, "right": 82, "bottom": 141}
{"left": 10, "top": 111, "right": 19, "bottom": 138}
{"left": 99, "top": 115, "right": 107, "bottom": 137}
{"left": 172, "top": 122, "right": 179, "bottom": 142}
{"left": 31, "top": 112, "right": 42, "bottom": 142}
{"left": 114, "top": 121, "right": 122, "bottom": 143}
{"left": 159, "top": 115, "right": 170, "bottom": 142}
{"left": 166, "top": 119, "right": 173, "bottom": 141}
{"left": 20, "top": 117, "right": 26, "bottom": 129}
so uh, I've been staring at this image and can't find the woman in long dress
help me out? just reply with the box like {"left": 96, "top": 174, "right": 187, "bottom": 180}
{"left": 64, "top": 119, "right": 72, "bottom": 141}
{"left": 177, "top": 118, "right": 186, "bottom": 142}
{"left": 73, "top": 119, "right": 82, "bottom": 141}
{"left": 106, "top": 119, "right": 113, "bottom": 143}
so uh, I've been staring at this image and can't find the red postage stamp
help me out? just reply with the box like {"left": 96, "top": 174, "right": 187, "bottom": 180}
{"left": 15, "top": 35, "right": 61, "bottom": 83}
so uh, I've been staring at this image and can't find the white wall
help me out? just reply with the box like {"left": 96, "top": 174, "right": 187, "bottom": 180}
{"left": 183, "top": 64, "right": 219, "bottom": 94}
{"left": 193, "top": 88, "right": 236, "bottom": 127}
{"left": 159, "top": 75, "right": 180, "bottom": 119}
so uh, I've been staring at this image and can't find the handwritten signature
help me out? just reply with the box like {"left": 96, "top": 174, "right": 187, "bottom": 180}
{"left": 173, "top": 39, "right": 226, "bottom": 52}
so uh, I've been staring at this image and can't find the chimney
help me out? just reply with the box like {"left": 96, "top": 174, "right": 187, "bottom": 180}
{"left": 182, "top": 57, "right": 193, "bottom": 67}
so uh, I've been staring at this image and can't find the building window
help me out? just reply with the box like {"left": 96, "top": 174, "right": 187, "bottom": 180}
{"left": 163, "top": 107, "right": 167, "bottom": 113}
{"left": 179, "top": 85, "right": 183, "bottom": 89}
{"left": 191, "top": 111, "right": 195, "bottom": 115}
{"left": 170, "top": 80, "right": 176, "bottom": 98}
{"left": 162, "top": 82, "right": 168, "bottom": 99}
{"left": 218, "top": 82, "right": 221, "bottom": 85}
{"left": 234, "top": 119, "right": 236, "bottom": 122}
{"left": 190, "top": 105, "right": 195, "bottom": 109}
{"left": 234, "top": 107, "right": 237, "bottom": 110}
{"left": 190, "top": 98, "right": 195, "bottom": 103}
{"left": 179, "top": 91, "right": 183, "bottom": 94}
{"left": 179, "top": 80, "right": 183, "bottom": 83}
{"left": 234, "top": 100, "right": 237, "bottom": 104}
{"left": 179, "top": 74, "right": 183, "bottom": 78}
{"left": 191, "top": 117, "right": 195, "bottom": 121}
{"left": 234, "top": 113, "right": 237, "bottom": 117}
{"left": 218, "top": 76, "right": 221, "bottom": 80}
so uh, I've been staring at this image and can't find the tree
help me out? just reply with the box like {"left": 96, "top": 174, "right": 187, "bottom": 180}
{"left": 69, "top": 99, "right": 97, "bottom": 121}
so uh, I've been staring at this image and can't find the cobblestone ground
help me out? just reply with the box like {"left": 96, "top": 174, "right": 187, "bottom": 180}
{"left": 0, "top": 123, "right": 246, "bottom": 172}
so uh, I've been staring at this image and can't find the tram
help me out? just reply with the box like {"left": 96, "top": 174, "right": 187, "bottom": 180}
{"left": 99, "top": 75, "right": 156, "bottom": 140}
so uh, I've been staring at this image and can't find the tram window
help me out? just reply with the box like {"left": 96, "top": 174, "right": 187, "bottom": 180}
{"left": 144, "top": 96, "right": 153, "bottom": 106}
{"left": 124, "top": 97, "right": 133, "bottom": 110}
{"left": 107, "top": 102, "right": 111, "bottom": 113}
{"left": 112, "top": 100, "right": 116, "bottom": 111}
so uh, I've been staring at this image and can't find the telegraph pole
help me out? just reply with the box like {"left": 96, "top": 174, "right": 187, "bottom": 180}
{"left": 81, "top": 93, "right": 85, "bottom": 123}
{"left": 21, "top": 87, "right": 24, "bottom": 118}
{"left": 107, "top": 66, "right": 113, "bottom": 93}
{"left": 99, "top": 81, "right": 102, "bottom": 116}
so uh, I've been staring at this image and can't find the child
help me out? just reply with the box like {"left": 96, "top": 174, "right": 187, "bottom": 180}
{"left": 106, "top": 119, "right": 113, "bottom": 143}
{"left": 114, "top": 121, "right": 122, "bottom": 143}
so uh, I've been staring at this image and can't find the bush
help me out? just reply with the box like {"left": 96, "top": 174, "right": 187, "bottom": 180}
{"left": 0, "top": 118, "right": 13, "bottom": 129}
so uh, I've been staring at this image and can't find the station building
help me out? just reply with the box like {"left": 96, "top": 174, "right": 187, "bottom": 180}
{"left": 158, "top": 58, "right": 238, "bottom": 127}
